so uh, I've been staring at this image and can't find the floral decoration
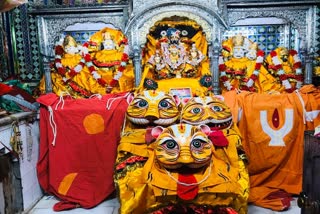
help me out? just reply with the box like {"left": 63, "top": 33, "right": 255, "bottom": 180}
{"left": 269, "top": 49, "right": 303, "bottom": 92}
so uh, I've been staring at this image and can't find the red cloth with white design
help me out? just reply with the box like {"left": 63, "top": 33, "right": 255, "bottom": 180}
{"left": 36, "top": 93, "right": 128, "bottom": 211}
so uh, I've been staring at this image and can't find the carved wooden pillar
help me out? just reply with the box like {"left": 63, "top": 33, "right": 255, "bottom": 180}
{"left": 211, "top": 38, "right": 221, "bottom": 95}
{"left": 132, "top": 45, "right": 142, "bottom": 87}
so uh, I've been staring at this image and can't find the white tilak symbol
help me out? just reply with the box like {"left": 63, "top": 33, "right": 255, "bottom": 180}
{"left": 260, "top": 109, "right": 294, "bottom": 146}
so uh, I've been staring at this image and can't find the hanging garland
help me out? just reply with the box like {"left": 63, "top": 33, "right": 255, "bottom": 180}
{"left": 54, "top": 36, "right": 130, "bottom": 89}
{"left": 83, "top": 36, "right": 130, "bottom": 88}
{"left": 219, "top": 50, "right": 265, "bottom": 92}
{"left": 52, "top": 43, "right": 94, "bottom": 97}
{"left": 269, "top": 49, "right": 303, "bottom": 92}
{"left": 219, "top": 55, "right": 233, "bottom": 91}
{"left": 68, "top": 80, "right": 92, "bottom": 98}
{"left": 81, "top": 42, "right": 107, "bottom": 87}
{"left": 54, "top": 45, "right": 85, "bottom": 80}
{"left": 244, "top": 50, "right": 265, "bottom": 91}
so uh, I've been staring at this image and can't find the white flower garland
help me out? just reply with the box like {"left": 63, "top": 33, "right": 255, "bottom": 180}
{"left": 270, "top": 49, "right": 303, "bottom": 91}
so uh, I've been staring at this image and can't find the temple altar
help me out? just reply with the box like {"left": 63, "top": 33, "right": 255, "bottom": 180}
{"left": 0, "top": 0, "right": 320, "bottom": 213}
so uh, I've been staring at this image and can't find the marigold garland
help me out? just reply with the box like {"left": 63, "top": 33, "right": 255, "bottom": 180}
{"left": 269, "top": 49, "right": 303, "bottom": 92}
{"left": 54, "top": 45, "right": 86, "bottom": 80}
{"left": 219, "top": 49, "right": 265, "bottom": 92}
{"left": 54, "top": 36, "right": 130, "bottom": 91}
{"left": 83, "top": 37, "right": 130, "bottom": 88}
{"left": 219, "top": 55, "right": 233, "bottom": 91}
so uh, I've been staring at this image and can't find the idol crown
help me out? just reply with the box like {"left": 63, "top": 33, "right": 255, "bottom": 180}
{"left": 63, "top": 35, "right": 78, "bottom": 48}
{"left": 279, "top": 47, "right": 289, "bottom": 56}
{"left": 232, "top": 34, "right": 244, "bottom": 47}
{"left": 249, "top": 42, "right": 258, "bottom": 51}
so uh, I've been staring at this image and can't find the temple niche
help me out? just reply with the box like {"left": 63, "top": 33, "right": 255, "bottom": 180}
{"left": 137, "top": 16, "right": 213, "bottom": 97}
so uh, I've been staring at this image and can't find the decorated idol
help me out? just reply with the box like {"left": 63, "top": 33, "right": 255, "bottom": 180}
{"left": 86, "top": 27, "right": 135, "bottom": 93}
{"left": 39, "top": 35, "right": 107, "bottom": 97}
{"left": 219, "top": 34, "right": 255, "bottom": 92}
{"left": 265, "top": 46, "right": 303, "bottom": 92}
{"left": 219, "top": 34, "right": 282, "bottom": 94}
{"left": 138, "top": 17, "right": 213, "bottom": 97}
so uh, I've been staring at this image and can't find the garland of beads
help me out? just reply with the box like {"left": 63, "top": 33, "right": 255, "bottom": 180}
{"left": 269, "top": 49, "right": 303, "bottom": 92}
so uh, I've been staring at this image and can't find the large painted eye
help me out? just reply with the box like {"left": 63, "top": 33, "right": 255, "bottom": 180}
{"left": 191, "top": 107, "right": 201, "bottom": 114}
{"left": 191, "top": 139, "right": 202, "bottom": 148}
{"left": 159, "top": 99, "right": 172, "bottom": 109}
{"left": 136, "top": 99, "right": 148, "bottom": 108}
{"left": 165, "top": 140, "right": 177, "bottom": 149}
{"left": 190, "top": 139, "right": 207, "bottom": 152}
{"left": 161, "top": 140, "right": 178, "bottom": 151}
{"left": 212, "top": 105, "right": 223, "bottom": 112}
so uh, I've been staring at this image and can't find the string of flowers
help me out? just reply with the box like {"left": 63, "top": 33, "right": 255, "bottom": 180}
{"left": 80, "top": 42, "right": 107, "bottom": 87}
{"left": 270, "top": 49, "right": 303, "bottom": 92}
{"left": 109, "top": 37, "right": 130, "bottom": 87}
{"left": 82, "top": 36, "right": 130, "bottom": 88}
{"left": 290, "top": 49, "right": 303, "bottom": 89}
{"left": 219, "top": 55, "right": 233, "bottom": 91}
{"left": 54, "top": 45, "right": 85, "bottom": 81}
{"left": 68, "top": 81, "right": 92, "bottom": 98}
{"left": 244, "top": 50, "right": 265, "bottom": 91}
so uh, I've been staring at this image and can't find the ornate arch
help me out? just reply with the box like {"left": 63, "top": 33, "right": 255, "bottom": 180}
{"left": 125, "top": 2, "right": 227, "bottom": 49}
{"left": 125, "top": 2, "right": 228, "bottom": 88}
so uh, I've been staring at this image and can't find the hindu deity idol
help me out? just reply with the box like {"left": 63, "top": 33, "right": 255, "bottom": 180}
{"left": 264, "top": 46, "right": 304, "bottom": 93}
{"left": 219, "top": 34, "right": 282, "bottom": 94}
{"left": 219, "top": 34, "right": 250, "bottom": 92}
{"left": 39, "top": 35, "right": 106, "bottom": 97}
{"left": 138, "top": 17, "right": 213, "bottom": 97}
{"left": 87, "top": 27, "right": 134, "bottom": 93}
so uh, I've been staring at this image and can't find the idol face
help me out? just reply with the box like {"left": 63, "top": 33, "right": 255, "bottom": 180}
{"left": 233, "top": 46, "right": 245, "bottom": 59}
{"left": 64, "top": 45, "right": 79, "bottom": 55}
{"left": 246, "top": 49, "right": 257, "bottom": 60}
